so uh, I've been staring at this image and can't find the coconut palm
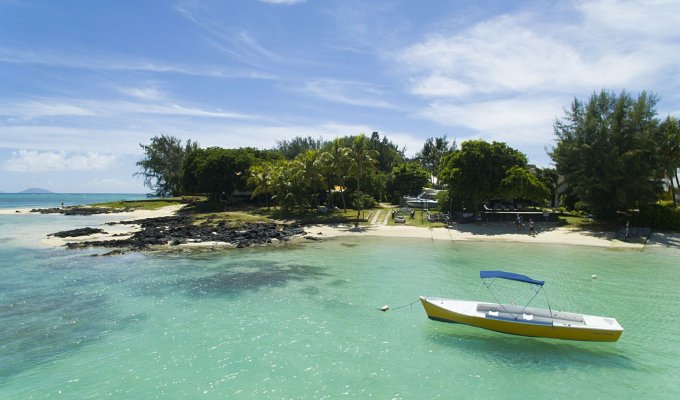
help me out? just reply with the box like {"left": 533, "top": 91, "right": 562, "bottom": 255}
{"left": 324, "top": 138, "right": 352, "bottom": 211}
{"left": 657, "top": 116, "right": 680, "bottom": 206}
{"left": 348, "top": 134, "right": 379, "bottom": 226}
{"left": 248, "top": 162, "right": 274, "bottom": 210}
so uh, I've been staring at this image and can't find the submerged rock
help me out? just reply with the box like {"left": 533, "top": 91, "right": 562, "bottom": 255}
{"left": 50, "top": 227, "right": 107, "bottom": 238}
{"left": 32, "top": 206, "right": 118, "bottom": 216}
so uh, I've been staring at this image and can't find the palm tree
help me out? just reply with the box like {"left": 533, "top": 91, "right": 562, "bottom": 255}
{"left": 417, "top": 135, "right": 454, "bottom": 186}
{"left": 348, "top": 134, "right": 379, "bottom": 226}
{"left": 349, "top": 134, "right": 379, "bottom": 193}
{"left": 296, "top": 150, "right": 328, "bottom": 209}
{"left": 658, "top": 116, "right": 680, "bottom": 206}
{"left": 248, "top": 162, "right": 274, "bottom": 210}
{"left": 325, "top": 138, "right": 352, "bottom": 211}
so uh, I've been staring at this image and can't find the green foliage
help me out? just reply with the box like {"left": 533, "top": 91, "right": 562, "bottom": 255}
{"left": 551, "top": 90, "right": 664, "bottom": 218}
{"left": 656, "top": 116, "right": 680, "bottom": 206}
{"left": 389, "top": 162, "right": 430, "bottom": 203}
{"left": 182, "top": 147, "right": 256, "bottom": 201}
{"left": 95, "top": 199, "right": 182, "bottom": 210}
{"left": 630, "top": 203, "right": 680, "bottom": 231}
{"left": 348, "top": 134, "right": 379, "bottom": 193}
{"left": 415, "top": 135, "right": 455, "bottom": 185}
{"left": 135, "top": 135, "right": 198, "bottom": 197}
{"left": 536, "top": 167, "right": 559, "bottom": 206}
{"left": 434, "top": 190, "right": 451, "bottom": 213}
{"left": 501, "top": 165, "right": 550, "bottom": 204}
{"left": 439, "top": 140, "right": 528, "bottom": 210}
{"left": 348, "top": 191, "right": 377, "bottom": 209}
{"left": 367, "top": 131, "right": 405, "bottom": 172}
{"left": 248, "top": 162, "right": 275, "bottom": 210}
{"left": 275, "top": 136, "right": 324, "bottom": 160}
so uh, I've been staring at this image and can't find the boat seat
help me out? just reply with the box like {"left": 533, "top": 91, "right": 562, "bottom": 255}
{"left": 476, "top": 303, "right": 584, "bottom": 323}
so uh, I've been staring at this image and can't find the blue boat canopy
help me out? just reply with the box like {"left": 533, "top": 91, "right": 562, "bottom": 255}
{"left": 480, "top": 270, "right": 544, "bottom": 286}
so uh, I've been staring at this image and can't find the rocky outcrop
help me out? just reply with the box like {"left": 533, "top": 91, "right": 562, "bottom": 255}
{"left": 31, "top": 207, "right": 118, "bottom": 216}
{"left": 50, "top": 227, "right": 107, "bottom": 238}
{"left": 65, "top": 215, "right": 306, "bottom": 251}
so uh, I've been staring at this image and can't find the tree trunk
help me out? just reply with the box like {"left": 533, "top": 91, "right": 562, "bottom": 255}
{"left": 670, "top": 170, "right": 680, "bottom": 207}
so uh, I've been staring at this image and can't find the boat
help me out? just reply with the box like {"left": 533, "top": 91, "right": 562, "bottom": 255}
{"left": 403, "top": 189, "right": 440, "bottom": 209}
{"left": 420, "top": 271, "right": 623, "bottom": 342}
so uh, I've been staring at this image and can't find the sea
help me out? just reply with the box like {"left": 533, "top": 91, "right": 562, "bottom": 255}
{"left": 0, "top": 194, "right": 679, "bottom": 399}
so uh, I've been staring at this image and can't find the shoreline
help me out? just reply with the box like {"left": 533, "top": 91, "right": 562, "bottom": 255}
{"left": 303, "top": 222, "right": 678, "bottom": 249}
{"left": 5, "top": 205, "right": 678, "bottom": 250}
{"left": 39, "top": 205, "right": 185, "bottom": 248}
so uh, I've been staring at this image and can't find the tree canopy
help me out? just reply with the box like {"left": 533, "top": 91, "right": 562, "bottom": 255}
{"left": 439, "top": 140, "right": 529, "bottom": 210}
{"left": 135, "top": 135, "right": 197, "bottom": 197}
{"left": 416, "top": 135, "right": 455, "bottom": 186}
{"left": 182, "top": 147, "right": 257, "bottom": 201}
{"left": 550, "top": 90, "right": 663, "bottom": 217}
{"left": 389, "top": 162, "right": 430, "bottom": 202}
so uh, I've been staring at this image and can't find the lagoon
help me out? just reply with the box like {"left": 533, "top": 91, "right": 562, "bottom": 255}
{"left": 1, "top": 203, "right": 679, "bottom": 399}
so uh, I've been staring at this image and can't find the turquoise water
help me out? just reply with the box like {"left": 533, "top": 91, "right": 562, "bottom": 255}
{"left": 0, "top": 193, "right": 148, "bottom": 209}
{"left": 1, "top": 198, "right": 679, "bottom": 399}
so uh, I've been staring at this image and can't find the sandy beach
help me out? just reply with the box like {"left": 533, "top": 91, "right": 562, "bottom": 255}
{"left": 305, "top": 222, "right": 679, "bottom": 249}
{"left": 6, "top": 204, "right": 677, "bottom": 250}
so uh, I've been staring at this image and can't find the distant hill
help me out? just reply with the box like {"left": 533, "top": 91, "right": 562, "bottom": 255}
{"left": 19, "top": 188, "right": 54, "bottom": 194}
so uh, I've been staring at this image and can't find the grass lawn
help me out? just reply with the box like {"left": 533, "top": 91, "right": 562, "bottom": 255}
{"left": 94, "top": 196, "right": 202, "bottom": 211}
{"left": 558, "top": 215, "right": 621, "bottom": 231}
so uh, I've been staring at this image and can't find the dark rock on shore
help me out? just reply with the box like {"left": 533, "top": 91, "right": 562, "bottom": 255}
{"left": 65, "top": 215, "right": 306, "bottom": 251}
{"left": 50, "top": 227, "right": 107, "bottom": 238}
{"left": 31, "top": 206, "right": 117, "bottom": 216}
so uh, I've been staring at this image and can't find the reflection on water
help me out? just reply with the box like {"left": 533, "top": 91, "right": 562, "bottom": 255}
{"left": 424, "top": 325, "right": 638, "bottom": 371}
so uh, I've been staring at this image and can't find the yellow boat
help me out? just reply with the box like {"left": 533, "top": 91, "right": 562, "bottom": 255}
{"left": 420, "top": 271, "right": 623, "bottom": 342}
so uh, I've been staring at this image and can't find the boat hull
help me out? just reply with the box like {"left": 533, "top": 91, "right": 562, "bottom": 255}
{"left": 420, "top": 297, "right": 623, "bottom": 342}
{"left": 405, "top": 199, "right": 438, "bottom": 209}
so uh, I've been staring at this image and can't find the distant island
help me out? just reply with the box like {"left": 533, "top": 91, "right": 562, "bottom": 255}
{"left": 19, "top": 188, "right": 54, "bottom": 194}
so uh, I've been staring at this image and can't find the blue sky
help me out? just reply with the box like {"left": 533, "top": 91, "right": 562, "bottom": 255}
{"left": 1, "top": 0, "right": 679, "bottom": 193}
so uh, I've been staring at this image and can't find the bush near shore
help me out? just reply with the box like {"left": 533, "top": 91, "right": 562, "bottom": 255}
{"left": 631, "top": 203, "right": 680, "bottom": 231}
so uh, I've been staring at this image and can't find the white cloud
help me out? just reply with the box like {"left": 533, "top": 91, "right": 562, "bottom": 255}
{"left": 397, "top": 1, "right": 680, "bottom": 99}
{"left": 0, "top": 98, "right": 259, "bottom": 121}
{"left": 116, "top": 86, "right": 166, "bottom": 101}
{"left": 418, "top": 96, "right": 565, "bottom": 144}
{"left": 300, "top": 79, "right": 398, "bottom": 109}
{"left": 576, "top": 0, "right": 680, "bottom": 38}
{"left": 4, "top": 150, "right": 118, "bottom": 172}
{"left": 0, "top": 47, "right": 276, "bottom": 79}
{"left": 394, "top": 0, "right": 680, "bottom": 165}
{"left": 410, "top": 75, "right": 471, "bottom": 98}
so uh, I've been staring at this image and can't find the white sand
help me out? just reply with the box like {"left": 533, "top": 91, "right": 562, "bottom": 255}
{"left": 304, "top": 222, "right": 675, "bottom": 249}
{"left": 0, "top": 207, "right": 38, "bottom": 215}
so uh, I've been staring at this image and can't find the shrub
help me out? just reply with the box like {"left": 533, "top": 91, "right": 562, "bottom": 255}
{"left": 630, "top": 203, "right": 680, "bottom": 231}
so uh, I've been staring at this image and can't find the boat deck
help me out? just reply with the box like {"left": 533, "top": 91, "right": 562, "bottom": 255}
{"left": 476, "top": 303, "right": 587, "bottom": 327}
{"left": 424, "top": 298, "right": 621, "bottom": 331}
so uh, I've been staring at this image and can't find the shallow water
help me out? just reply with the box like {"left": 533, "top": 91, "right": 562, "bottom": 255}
{"left": 0, "top": 193, "right": 147, "bottom": 209}
{"left": 1, "top": 210, "right": 679, "bottom": 399}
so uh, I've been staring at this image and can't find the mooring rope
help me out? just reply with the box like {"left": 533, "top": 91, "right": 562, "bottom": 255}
{"left": 389, "top": 299, "right": 420, "bottom": 311}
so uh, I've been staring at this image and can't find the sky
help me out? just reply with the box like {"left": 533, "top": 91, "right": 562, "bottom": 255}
{"left": 1, "top": 0, "right": 680, "bottom": 193}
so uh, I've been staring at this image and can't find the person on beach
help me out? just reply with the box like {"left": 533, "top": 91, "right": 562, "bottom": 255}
{"left": 529, "top": 219, "right": 535, "bottom": 236}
